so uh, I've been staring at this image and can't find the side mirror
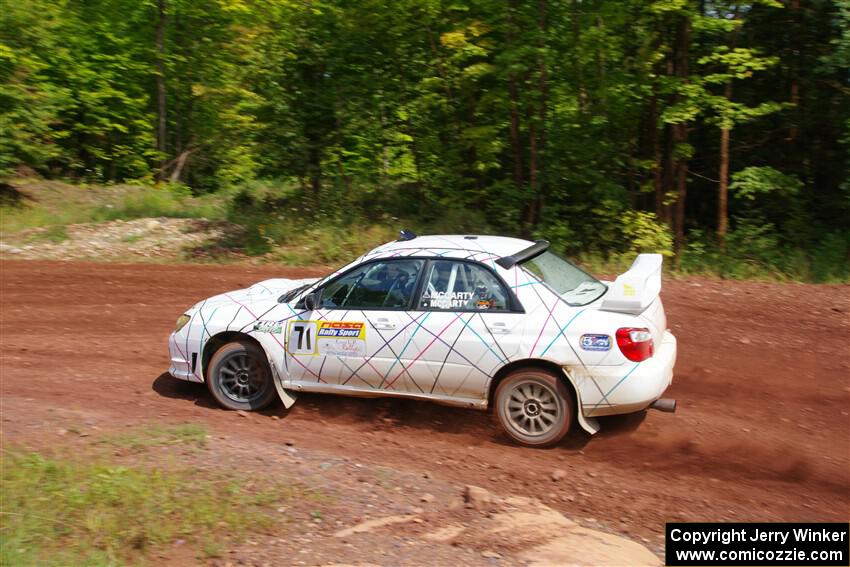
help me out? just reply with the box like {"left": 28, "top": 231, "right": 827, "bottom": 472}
{"left": 303, "top": 293, "right": 318, "bottom": 311}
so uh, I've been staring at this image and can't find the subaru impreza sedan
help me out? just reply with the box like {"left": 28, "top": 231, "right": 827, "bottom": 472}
{"left": 168, "top": 232, "right": 677, "bottom": 447}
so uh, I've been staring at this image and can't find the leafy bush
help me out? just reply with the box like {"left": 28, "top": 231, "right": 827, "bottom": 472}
{"left": 676, "top": 222, "right": 849, "bottom": 282}
{"left": 618, "top": 210, "right": 674, "bottom": 257}
{"left": 729, "top": 167, "right": 806, "bottom": 236}
{"left": 225, "top": 181, "right": 401, "bottom": 261}
{"left": 810, "top": 232, "right": 850, "bottom": 282}
{"left": 729, "top": 166, "right": 802, "bottom": 201}
{"left": 564, "top": 210, "right": 673, "bottom": 275}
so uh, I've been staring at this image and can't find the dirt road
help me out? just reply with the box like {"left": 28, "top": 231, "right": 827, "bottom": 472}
{"left": 1, "top": 260, "right": 848, "bottom": 551}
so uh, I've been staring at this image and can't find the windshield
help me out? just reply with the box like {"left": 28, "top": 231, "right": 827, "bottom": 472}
{"left": 520, "top": 251, "right": 607, "bottom": 306}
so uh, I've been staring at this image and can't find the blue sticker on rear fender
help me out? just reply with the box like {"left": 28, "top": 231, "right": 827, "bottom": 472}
{"left": 580, "top": 334, "right": 611, "bottom": 351}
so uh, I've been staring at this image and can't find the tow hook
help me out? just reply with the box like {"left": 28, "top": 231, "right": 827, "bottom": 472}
{"left": 649, "top": 398, "right": 677, "bottom": 412}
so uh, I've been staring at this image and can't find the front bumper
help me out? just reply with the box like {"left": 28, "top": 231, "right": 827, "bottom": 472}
{"left": 168, "top": 331, "right": 202, "bottom": 383}
{"left": 578, "top": 330, "right": 677, "bottom": 417}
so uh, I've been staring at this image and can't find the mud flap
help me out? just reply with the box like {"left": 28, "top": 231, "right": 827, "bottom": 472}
{"left": 560, "top": 368, "right": 600, "bottom": 435}
{"left": 270, "top": 361, "right": 298, "bottom": 409}
{"left": 275, "top": 383, "right": 298, "bottom": 408}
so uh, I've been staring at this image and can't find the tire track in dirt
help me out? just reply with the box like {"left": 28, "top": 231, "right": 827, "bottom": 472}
{"left": 1, "top": 260, "right": 848, "bottom": 546}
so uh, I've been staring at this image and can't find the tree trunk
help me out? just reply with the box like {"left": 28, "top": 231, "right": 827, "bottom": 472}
{"left": 525, "top": 112, "right": 538, "bottom": 234}
{"left": 718, "top": 125, "right": 730, "bottom": 250}
{"left": 519, "top": 0, "right": 548, "bottom": 235}
{"left": 595, "top": 15, "right": 605, "bottom": 88}
{"left": 572, "top": 0, "right": 588, "bottom": 112}
{"left": 661, "top": 122, "right": 674, "bottom": 225}
{"left": 309, "top": 146, "right": 322, "bottom": 203}
{"left": 644, "top": 84, "right": 664, "bottom": 218}
{"left": 671, "top": 14, "right": 690, "bottom": 260}
{"left": 660, "top": 31, "right": 676, "bottom": 226}
{"left": 533, "top": 0, "right": 547, "bottom": 231}
{"left": 717, "top": 74, "right": 735, "bottom": 251}
{"left": 508, "top": 76, "right": 524, "bottom": 191}
{"left": 673, "top": 154, "right": 688, "bottom": 262}
{"left": 169, "top": 148, "right": 194, "bottom": 183}
{"left": 155, "top": 0, "right": 167, "bottom": 181}
{"left": 506, "top": 0, "right": 525, "bottom": 200}
{"left": 788, "top": 0, "right": 800, "bottom": 143}
{"left": 427, "top": 27, "right": 453, "bottom": 100}
{"left": 333, "top": 100, "right": 352, "bottom": 194}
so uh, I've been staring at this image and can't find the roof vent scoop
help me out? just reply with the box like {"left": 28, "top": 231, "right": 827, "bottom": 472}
{"left": 398, "top": 229, "right": 417, "bottom": 242}
{"left": 496, "top": 240, "right": 550, "bottom": 269}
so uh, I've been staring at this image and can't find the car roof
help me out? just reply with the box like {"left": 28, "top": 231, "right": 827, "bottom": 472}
{"left": 371, "top": 234, "right": 534, "bottom": 258}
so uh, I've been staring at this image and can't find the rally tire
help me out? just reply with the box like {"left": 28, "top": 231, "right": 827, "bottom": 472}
{"left": 207, "top": 340, "right": 278, "bottom": 411}
{"left": 494, "top": 369, "right": 573, "bottom": 447}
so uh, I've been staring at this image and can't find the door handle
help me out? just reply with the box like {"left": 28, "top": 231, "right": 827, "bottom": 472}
{"left": 374, "top": 317, "right": 397, "bottom": 330}
{"left": 487, "top": 322, "right": 509, "bottom": 334}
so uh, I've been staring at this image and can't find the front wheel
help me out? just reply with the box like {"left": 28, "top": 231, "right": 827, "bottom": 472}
{"left": 494, "top": 369, "right": 573, "bottom": 447}
{"left": 207, "top": 340, "right": 278, "bottom": 411}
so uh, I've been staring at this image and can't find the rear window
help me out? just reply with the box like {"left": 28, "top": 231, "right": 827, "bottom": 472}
{"left": 521, "top": 252, "right": 607, "bottom": 306}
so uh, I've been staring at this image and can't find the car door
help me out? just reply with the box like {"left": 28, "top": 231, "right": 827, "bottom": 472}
{"left": 285, "top": 259, "right": 427, "bottom": 394}
{"left": 404, "top": 259, "right": 524, "bottom": 402}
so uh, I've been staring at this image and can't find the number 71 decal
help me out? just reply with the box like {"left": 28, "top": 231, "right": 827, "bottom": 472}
{"left": 287, "top": 321, "right": 318, "bottom": 355}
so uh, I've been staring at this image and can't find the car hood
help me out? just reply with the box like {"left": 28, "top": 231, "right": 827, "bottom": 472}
{"left": 193, "top": 277, "right": 320, "bottom": 309}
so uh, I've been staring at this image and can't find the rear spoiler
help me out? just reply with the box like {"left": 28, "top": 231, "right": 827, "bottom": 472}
{"left": 600, "top": 254, "right": 663, "bottom": 314}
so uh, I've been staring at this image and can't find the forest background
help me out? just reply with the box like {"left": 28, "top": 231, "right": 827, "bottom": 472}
{"left": 2, "top": 0, "right": 848, "bottom": 280}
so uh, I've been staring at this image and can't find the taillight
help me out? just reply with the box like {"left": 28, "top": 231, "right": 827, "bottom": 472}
{"left": 616, "top": 327, "right": 654, "bottom": 362}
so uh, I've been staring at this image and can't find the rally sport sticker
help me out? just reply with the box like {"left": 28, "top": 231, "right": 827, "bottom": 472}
{"left": 287, "top": 321, "right": 366, "bottom": 357}
{"left": 580, "top": 334, "right": 611, "bottom": 351}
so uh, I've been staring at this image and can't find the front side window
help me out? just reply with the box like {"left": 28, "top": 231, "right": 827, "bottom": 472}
{"left": 319, "top": 260, "right": 423, "bottom": 309}
{"left": 521, "top": 251, "right": 606, "bottom": 306}
{"left": 419, "top": 261, "right": 509, "bottom": 311}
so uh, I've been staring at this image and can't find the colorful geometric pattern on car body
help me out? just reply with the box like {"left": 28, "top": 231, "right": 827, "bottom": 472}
{"left": 168, "top": 235, "right": 675, "bottom": 428}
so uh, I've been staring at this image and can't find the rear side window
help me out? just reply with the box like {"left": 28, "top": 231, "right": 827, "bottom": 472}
{"left": 419, "top": 261, "right": 509, "bottom": 311}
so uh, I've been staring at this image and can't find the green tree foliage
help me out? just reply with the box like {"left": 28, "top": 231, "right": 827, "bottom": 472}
{"left": 0, "top": 2, "right": 68, "bottom": 178}
{"left": 0, "top": 0, "right": 847, "bottom": 278}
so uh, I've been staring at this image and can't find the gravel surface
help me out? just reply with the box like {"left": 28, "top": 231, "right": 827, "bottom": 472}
{"left": 0, "top": 217, "right": 236, "bottom": 262}
{"left": 1, "top": 259, "right": 848, "bottom": 565}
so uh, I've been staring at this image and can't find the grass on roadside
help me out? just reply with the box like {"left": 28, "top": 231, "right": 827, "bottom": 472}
{"left": 0, "top": 443, "right": 295, "bottom": 566}
{"left": 1, "top": 200, "right": 93, "bottom": 234}
{"left": 2, "top": 178, "right": 847, "bottom": 282}
{"left": 94, "top": 188, "right": 223, "bottom": 223}
{"left": 95, "top": 423, "right": 209, "bottom": 453}
{"left": 23, "top": 224, "right": 69, "bottom": 244}
{"left": 0, "top": 180, "right": 224, "bottom": 235}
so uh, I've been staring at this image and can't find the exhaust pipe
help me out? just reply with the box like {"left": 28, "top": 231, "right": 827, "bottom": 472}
{"left": 650, "top": 398, "right": 677, "bottom": 413}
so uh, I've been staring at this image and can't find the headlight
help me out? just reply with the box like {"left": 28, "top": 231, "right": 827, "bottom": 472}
{"left": 175, "top": 314, "right": 191, "bottom": 332}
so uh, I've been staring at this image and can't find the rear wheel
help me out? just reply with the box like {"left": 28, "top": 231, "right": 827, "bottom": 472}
{"left": 207, "top": 340, "right": 277, "bottom": 411}
{"left": 494, "top": 369, "right": 573, "bottom": 447}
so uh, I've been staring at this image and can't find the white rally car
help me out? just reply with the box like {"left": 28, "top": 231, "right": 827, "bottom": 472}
{"left": 169, "top": 233, "right": 677, "bottom": 447}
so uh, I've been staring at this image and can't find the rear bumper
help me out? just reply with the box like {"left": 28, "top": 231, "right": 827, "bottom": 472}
{"left": 578, "top": 330, "right": 677, "bottom": 417}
